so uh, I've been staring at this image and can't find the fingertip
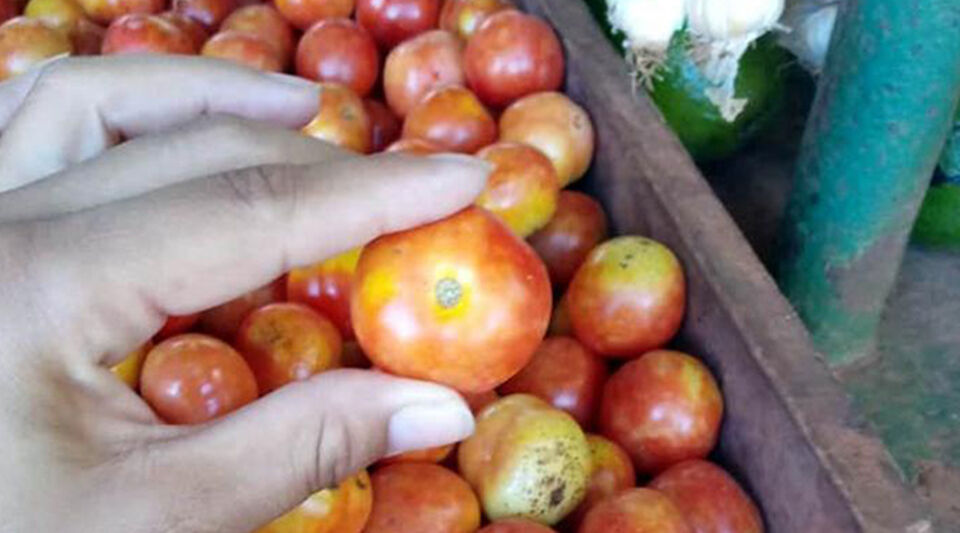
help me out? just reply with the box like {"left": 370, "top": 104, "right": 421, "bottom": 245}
{"left": 387, "top": 398, "right": 475, "bottom": 456}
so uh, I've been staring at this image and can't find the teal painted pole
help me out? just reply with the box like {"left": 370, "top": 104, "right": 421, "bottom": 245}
{"left": 777, "top": 0, "right": 960, "bottom": 366}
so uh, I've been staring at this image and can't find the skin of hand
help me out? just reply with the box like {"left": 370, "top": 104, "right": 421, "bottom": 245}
{"left": 0, "top": 55, "right": 489, "bottom": 533}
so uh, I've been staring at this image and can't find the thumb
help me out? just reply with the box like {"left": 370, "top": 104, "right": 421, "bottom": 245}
{"left": 139, "top": 370, "right": 474, "bottom": 532}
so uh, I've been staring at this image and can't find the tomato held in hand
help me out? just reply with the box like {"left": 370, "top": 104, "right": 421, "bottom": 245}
{"left": 286, "top": 247, "right": 361, "bottom": 340}
{"left": 257, "top": 470, "right": 373, "bottom": 533}
{"left": 172, "top": 0, "right": 234, "bottom": 28}
{"left": 199, "top": 279, "right": 285, "bottom": 342}
{"left": 101, "top": 13, "right": 196, "bottom": 55}
{"left": 202, "top": 30, "right": 284, "bottom": 72}
{"left": 567, "top": 236, "right": 685, "bottom": 357}
{"left": 110, "top": 342, "right": 152, "bottom": 389}
{"left": 221, "top": 4, "right": 293, "bottom": 60}
{"left": 563, "top": 434, "right": 636, "bottom": 529}
{"left": 296, "top": 18, "right": 379, "bottom": 97}
{"left": 355, "top": 0, "right": 440, "bottom": 50}
{"left": 275, "top": 0, "right": 352, "bottom": 31}
{"left": 352, "top": 206, "right": 551, "bottom": 393}
{"left": 383, "top": 29, "right": 463, "bottom": 117}
{"left": 439, "top": 0, "right": 511, "bottom": 41}
{"left": 479, "top": 518, "right": 557, "bottom": 533}
{"left": 140, "top": 334, "right": 259, "bottom": 424}
{"left": 579, "top": 488, "right": 692, "bottom": 533}
{"left": 364, "top": 463, "right": 480, "bottom": 533}
{"left": 599, "top": 351, "right": 723, "bottom": 475}
{"left": 302, "top": 82, "right": 372, "bottom": 153}
{"left": 650, "top": 460, "right": 764, "bottom": 533}
{"left": 401, "top": 85, "right": 496, "bottom": 153}
{"left": 364, "top": 99, "right": 401, "bottom": 152}
{"left": 529, "top": 191, "right": 607, "bottom": 288}
{"left": 0, "top": 17, "right": 73, "bottom": 81}
{"left": 475, "top": 141, "right": 559, "bottom": 237}
{"left": 159, "top": 10, "right": 208, "bottom": 49}
{"left": 379, "top": 443, "right": 454, "bottom": 465}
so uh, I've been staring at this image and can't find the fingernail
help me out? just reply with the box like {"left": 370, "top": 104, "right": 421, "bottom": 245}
{"left": 266, "top": 71, "right": 318, "bottom": 90}
{"left": 428, "top": 153, "right": 495, "bottom": 173}
{"left": 386, "top": 399, "right": 475, "bottom": 456}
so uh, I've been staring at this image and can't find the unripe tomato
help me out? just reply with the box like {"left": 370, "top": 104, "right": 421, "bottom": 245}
{"left": 364, "top": 463, "right": 480, "bottom": 533}
{"left": 439, "top": 0, "right": 512, "bottom": 41}
{"left": 0, "top": 17, "right": 72, "bottom": 81}
{"left": 302, "top": 82, "right": 372, "bottom": 153}
{"left": 650, "top": 460, "right": 764, "bottom": 533}
{"left": 401, "top": 85, "right": 496, "bottom": 153}
{"left": 257, "top": 470, "right": 373, "bottom": 533}
{"left": 110, "top": 342, "right": 152, "bottom": 389}
{"left": 296, "top": 18, "right": 379, "bottom": 97}
{"left": 24, "top": 0, "right": 85, "bottom": 33}
{"left": 475, "top": 141, "right": 559, "bottom": 237}
{"left": 383, "top": 29, "right": 463, "bottom": 117}
{"left": 202, "top": 30, "right": 284, "bottom": 72}
{"left": 529, "top": 191, "right": 608, "bottom": 287}
{"left": 579, "top": 488, "right": 693, "bottom": 533}
{"left": 563, "top": 434, "right": 636, "bottom": 529}
{"left": 101, "top": 13, "right": 195, "bottom": 55}
{"left": 220, "top": 4, "right": 294, "bottom": 60}
{"left": 286, "top": 247, "right": 361, "bottom": 340}
{"left": 274, "top": 0, "right": 352, "bottom": 31}
{"left": 355, "top": 0, "right": 440, "bottom": 50}
{"left": 363, "top": 99, "right": 401, "bottom": 152}
{"left": 479, "top": 518, "right": 557, "bottom": 533}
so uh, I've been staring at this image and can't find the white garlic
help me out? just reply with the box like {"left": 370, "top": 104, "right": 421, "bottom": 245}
{"left": 607, "top": 0, "right": 687, "bottom": 52}
{"left": 685, "top": 0, "right": 785, "bottom": 39}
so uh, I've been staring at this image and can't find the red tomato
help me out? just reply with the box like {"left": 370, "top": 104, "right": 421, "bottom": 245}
{"left": 461, "top": 389, "right": 498, "bottom": 414}
{"left": 579, "top": 488, "right": 692, "bottom": 533}
{"left": 78, "top": 0, "right": 163, "bottom": 25}
{"left": 355, "top": 0, "right": 439, "bottom": 50}
{"left": 340, "top": 340, "right": 371, "bottom": 368}
{"left": 567, "top": 236, "right": 685, "bottom": 357}
{"left": 154, "top": 313, "right": 201, "bottom": 341}
{"left": 236, "top": 302, "right": 343, "bottom": 394}
{"left": 101, "top": 13, "right": 195, "bottom": 54}
{"left": 379, "top": 443, "right": 454, "bottom": 465}
{"left": 302, "top": 82, "right": 372, "bottom": 153}
{"left": 287, "top": 247, "right": 361, "bottom": 340}
{"left": 221, "top": 4, "right": 293, "bottom": 59}
{"left": 547, "top": 292, "right": 571, "bottom": 336}
{"left": 364, "top": 463, "right": 480, "bottom": 533}
{"left": 479, "top": 519, "right": 556, "bottom": 533}
{"left": 383, "top": 29, "right": 463, "bottom": 117}
{"left": 257, "top": 470, "right": 373, "bottom": 533}
{"left": 650, "top": 460, "right": 764, "bottom": 533}
{"left": 599, "top": 351, "right": 723, "bottom": 474}
{"left": 564, "top": 434, "right": 636, "bottom": 528}
{"left": 203, "top": 30, "right": 284, "bottom": 72}
{"left": 528, "top": 191, "right": 607, "bottom": 287}
{"left": 296, "top": 18, "right": 379, "bottom": 97}
{"left": 172, "top": 0, "right": 233, "bottom": 28}
{"left": 401, "top": 85, "right": 496, "bottom": 153}
{"left": 438, "top": 0, "right": 511, "bottom": 41}
{"left": 198, "top": 279, "right": 285, "bottom": 342}
{"left": 70, "top": 17, "right": 106, "bottom": 54}
{"left": 140, "top": 333, "right": 259, "bottom": 424}
{"left": 158, "top": 10, "right": 208, "bottom": 49}
{"left": 274, "top": 0, "right": 352, "bottom": 31}
{"left": 463, "top": 10, "right": 563, "bottom": 108}
{"left": 352, "top": 206, "right": 551, "bottom": 393}
{"left": 363, "top": 99, "right": 401, "bottom": 152}
{"left": 1, "top": 0, "right": 16, "bottom": 23}
{"left": 500, "top": 91, "right": 594, "bottom": 186}
{"left": 384, "top": 136, "right": 442, "bottom": 155}
{"left": 475, "top": 141, "right": 559, "bottom": 237}
{"left": 0, "top": 17, "right": 72, "bottom": 81}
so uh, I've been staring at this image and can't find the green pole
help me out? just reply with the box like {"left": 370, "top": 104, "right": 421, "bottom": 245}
{"left": 777, "top": 0, "right": 960, "bottom": 366}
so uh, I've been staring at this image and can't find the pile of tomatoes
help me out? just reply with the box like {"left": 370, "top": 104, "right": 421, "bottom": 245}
{"left": 3, "top": 0, "right": 765, "bottom": 531}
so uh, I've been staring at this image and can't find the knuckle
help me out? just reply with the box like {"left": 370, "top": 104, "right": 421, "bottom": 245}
{"left": 215, "top": 164, "right": 301, "bottom": 226}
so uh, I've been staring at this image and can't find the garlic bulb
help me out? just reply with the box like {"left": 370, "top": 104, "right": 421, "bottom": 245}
{"left": 607, "top": 0, "right": 686, "bottom": 52}
{"left": 686, "top": 0, "right": 785, "bottom": 39}
{"left": 780, "top": 0, "right": 838, "bottom": 73}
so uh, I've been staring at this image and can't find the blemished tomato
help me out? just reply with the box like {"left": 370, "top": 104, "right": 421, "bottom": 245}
{"left": 0, "top": 17, "right": 73, "bottom": 81}
{"left": 154, "top": 313, "right": 201, "bottom": 341}
{"left": 383, "top": 29, "right": 463, "bottom": 117}
{"left": 563, "top": 434, "right": 636, "bottom": 528}
{"left": 202, "top": 30, "right": 284, "bottom": 72}
{"left": 140, "top": 333, "right": 259, "bottom": 424}
{"left": 547, "top": 293, "right": 571, "bottom": 336}
{"left": 384, "top": 136, "right": 442, "bottom": 155}
{"left": 159, "top": 10, "right": 208, "bottom": 49}
{"left": 459, "top": 394, "right": 590, "bottom": 525}
{"left": 463, "top": 10, "right": 563, "bottom": 109}
{"left": 566, "top": 236, "right": 685, "bottom": 357}
{"left": 529, "top": 191, "right": 608, "bottom": 287}
{"left": 355, "top": 0, "right": 440, "bottom": 50}
{"left": 439, "top": 0, "right": 511, "bottom": 41}
{"left": 110, "top": 342, "right": 152, "bottom": 389}
{"left": 475, "top": 141, "right": 559, "bottom": 237}
{"left": 198, "top": 279, "right": 286, "bottom": 342}
{"left": 257, "top": 470, "right": 373, "bottom": 533}
{"left": 479, "top": 518, "right": 557, "bottom": 533}
{"left": 364, "top": 463, "right": 480, "bottom": 533}
{"left": 101, "top": 13, "right": 196, "bottom": 55}
{"left": 221, "top": 4, "right": 294, "bottom": 60}
{"left": 78, "top": 0, "right": 163, "bottom": 25}
{"left": 236, "top": 302, "right": 343, "bottom": 394}
{"left": 499, "top": 336, "right": 607, "bottom": 428}
{"left": 500, "top": 91, "right": 594, "bottom": 186}
{"left": 401, "top": 85, "right": 496, "bottom": 153}
{"left": 379, "top": 443, "right": 454, "bottom": 465}
{"left": 302, "top": 82, "right": 372, "bottom": 153}
{"left": 364, "top": 99, "right": 401, "bottom": 152}
{"left": 70, "top": 17, "right": 106, "bottom": 54}
{"left": 352, "top": 206, "right": 551, "bottom": 393}
{"left": 296, "top": 18, "right": 379, "bottom": 97}
{"left": 599, "top": 351, "right": 723, "bottom": 475}
{"left": 579, "top": 488, "right": 693, "bottom": 533}
{"left": 172, "top": 0, "right": 233, "bottom": 28}
{"left": 650, "top": 460, "right": 764, "bottom": 533}
{"left": 24, "top": 0, "right": 84, "bottom": 32}
{"left": 274, "top": 0, "right": 352, "bottom": 31}
{"left": 286, "top": 247, "right": 362, "bottom": 340}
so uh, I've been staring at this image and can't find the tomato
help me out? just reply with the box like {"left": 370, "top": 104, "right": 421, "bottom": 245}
{"left": 499, "top": 336, "right": 606, "bottom": 428}
{"left": 479, "top": 518, "right": 557, "bottom": 533}
{"left": 286, "top": 247, "right": 361, "bottom": 340}
{"left": 463, "top": 10, "right": 563, "bottom": 108}
{"left": 221, "top": 4, "right": 293, "bottom": 60}
{"left": 363, "top": 99, "right": 401, "bottom": 152}
{"left": 355, "top": 0, "right": 439, "bottom": 50}
{"left": 158, "top": 10, "right": 208, "bottom": 49}
{"left": 24, "top": 0, "right": 85, "bottom": 32}
{"left": 579, "top": 488, "right": 692, "bottom": 533}
{"left": 0, "top": 17, "right": 72, "bottom": 81}
{"left": 198, "top": 279, "right": 285, "bottom": 342}
{"left": 599, "top": 351, "right": 723, "bottom": 475}
{"left": 274, "top": 0, "right": 352, "bottom": 31}
{"left": 438, "top": 0, "right": 511, "bottom": 41}
{"left": 529, "top": 191, "right": 607, "bottom": 287}
{"left": 401, "top": 85, "right": 496, "bottom": 153}
{"left": 383, "top": 29, "right": 463, "bottom": 117}
{"left": 650, "top": 460, "right": 764, "bottom": 533}
{"left": 459, "top": 394, "right": 590, "bottom": 525}
{"left": 70, "top": 17, "right": 105, "bottom": 54}
{"left": 563, "top": 434, "right": 636, "bottom": 528}
{"left": 257, "top": 470, "right": 372, "bottom": 533}
{"left": 110, "top": 342, "right": 152, "bottom": 389}
{"left": 340, "top": 340, "right": 371, "bottom": 368}
{"left": 384, "top": 136, "right": 442, "bottom": 155}
{"left": 379, "top": 443, "right": 454, "bottom": 465}
{"left": 547, "top": 292, "right": 571, "bottom": 336}
{"left": 172, "top": 0, "right": 233, "bottom": 28}
{"left": 352, "top": 206, "right": 551, "bottom": 392}
{"left": 203, "top": 30, "right": 284, "bottom": 72}
{"left": 236, "top": 302, "right": 342, "bottom": 394}
{"left": 1, "top": 0, "right": 15, "bottom": 23}
{"left": 154, "top": 313, "right": 201, "bottom": 341}
{"left": 140, "top": 333, "right": 258, "bottom": 424}
{"left": 296, "top": 18, "right": 379, "bottom": 97}
{"left": 461, "top": 388, "right": 498, "bottom": 414}
{"left": 78, "top": 0, "right": 163, "bottom": 25}
{"left": 101, "top": 13, "right": 195, "bottom": 54}
{"left": 364, "top": 463, "right": 480, "bottom": 533}
{"left": 302, "top": 82, "right": 372, "bottom": 153}
{"left": 475, "top": 141, "right": 559, "bottom": 237}
{"left": 566, "top": 236, "right": 685, "bottom": 357}
{"left": 500, "top": 91, "right": 594, "bottom": 186}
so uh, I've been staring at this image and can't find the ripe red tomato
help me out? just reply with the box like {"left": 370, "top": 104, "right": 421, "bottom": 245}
{"left": 154, "top": 313, "right": 201, "bottom": 341}
{"left": 1, "top": 0, "right": 16, "bottom": 24}
{"left": 0, "top": 17, "right": 72, "bottom": 81}
{"left": 563, "top": 434, "right": 636, "bottom": 528}
{"left": 566, "top": 236, "right": 685, "bottom": 357}
{"left": 302, "top": 82, "right": 372, "bottom": 153}
{"left": 140, "top": 333, "right": 259, "bottom": 424}
{"left": 439, "top": 0, "right": 511, "bottom": 41}
{"left": 384, "top": 136, "right": 442, "bottom": 155}
{"left": 203, "top": 30, "right": 284, "bottom": 72}
{"left": 479, "top": 519, "right": 557, "bottom": 533}
{"left": 599, "top": 350, "right": 723, "bottom": 475}
{"left": 158, "top": 10, "right": 208, "bottom": 49}
{"left": 650, "top": 460, "right": 764, "bottom": 533}
{"left": 579, "top": 488, "right": 692, "bottom": 533}
{"left": 274, "top": 0, "right": 352, "bottom": 31}
{"left": 257, "top": 470, "right": 373, "bottom": 533}
{"left": 463, "top": 10, "right": 563, "bottom": 108}
{"left": 355, "top": 0, "right": 440, "bottom": 50}
{"left": 221, "top": 4, "right": 294, "bottom": 60}
{"left": 383, "top": 29, "right": 463, "bottom": 117}
{"left": 499, "top": 336, "right": 607, "bottom": 428}
{"left": 296, "top": 18, "right": 379, "bottom": 97}
{"left": 379, "top": 443, "right": 454, "bottom": 465}
{"left": 364, "top": 99, "right": 401, "bottom": 152}
{"left": 172, "top": 0, "right": 233, "bottom": 28}
{"left": 286, "top": 247, "right": 361, "bottom": 340}
{"left": 78, "top": 0, "right": 163, "bottom": 25}
{"left": 401, "top": 85, "right": 496, "bottom": 153}
{"left": 364, "top": 463, "right": 480, "bottom": 533}
{"left": 198, "top": 279, "right": 285, "bottom": 342}
{"left": 352, "top": 206, "right": 551, "bottom": 393}
{"left": 70, "top": 18, "right": 106, "bottom": 55}
{"left": 529, "top": 191, "right": 607, "bottom": 287}
{"left": 475, "top": 141, "right": 559, "bottom": 237}
{"left": 235, "top": 302, "right": 343, "bottom": 394}
{"left": 101, "top": 13, "right": 196, "bottom": 55}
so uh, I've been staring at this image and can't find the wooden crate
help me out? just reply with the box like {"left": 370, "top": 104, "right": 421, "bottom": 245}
{"left": 513, "top": 0, "right": 934, "bottom": 531}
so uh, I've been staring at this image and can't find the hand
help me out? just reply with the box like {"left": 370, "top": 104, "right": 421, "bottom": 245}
{"left": 0, "top": 55, "right": 487, "bottom": 532}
